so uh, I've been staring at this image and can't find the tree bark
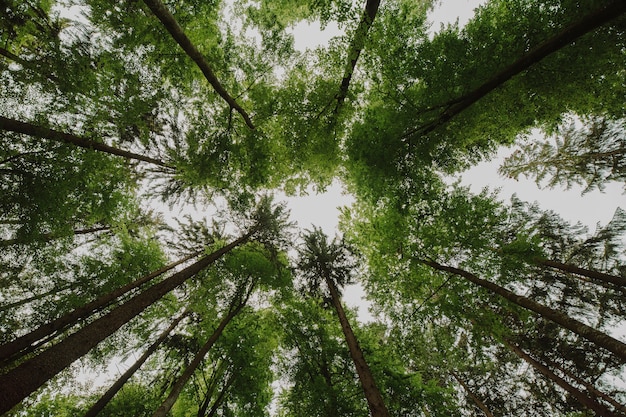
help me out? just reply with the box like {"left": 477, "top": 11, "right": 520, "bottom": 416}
{"left": 0, "top": 116, "right": 173, "bottom": 169}
{"left": 0, "top": 250, "right": 203, "bottom": 364}
{"left": 0, "top": 232, "right": 253, "bottom": 415}
{"left": 537, "top": 259, "right": 626, "bottom": 288}
{"left": 405, "top": 0, "right": 626, "bottom": 138}
{"left": 141, "top": 0, "right": 255, "bottom": 130}
{"left": 450, "top": 371, "right": 495, "bottom": 417}
{"left": 422, "top": 260, "right": 626, "bottom": 362}
{"left": 151, "top": 291, "right": 249, "bottom": 417}
{"left": 324, "top": 275, "right": 390, "bottom": 417}
{"left": 505, "top": 340, "right": 619, "bottom": 417}
{"left": 335, "top": 0, "right": 381, "bottom": 111}
{"left": 82, "top": 312, "right": 188, "bottom": 417}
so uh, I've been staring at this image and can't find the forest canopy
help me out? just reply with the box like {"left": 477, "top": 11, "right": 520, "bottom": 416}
{"left": 0, "top": 0, "right": 625, "bottom": 416}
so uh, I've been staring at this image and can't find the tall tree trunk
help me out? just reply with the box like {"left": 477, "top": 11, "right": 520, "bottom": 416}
{"left": 0, "top": 116, "right": 173, "bottom": 169}
{"left": 544, "top": 356, "right": 626, "bottom": 414}
{"left": 450, "top": 371, "right": 495, "bottom": 417}
{"left": 504, "top": 340, "right": 619, "bottom": 417}
{"left": 405, "top": 0, "right": 626, "bottom": 138}
{"left": 0, "top": 250, "right": 203, "bottom": 364}
{"left": 141, "top": 0, "right": 255, "bottom": 130}
{"left": 151, "top": 286, "right": 252, "bottom": 417}
{"left": 202, "top": 375, "right": 235, "bottom": 417}
{"left": 421, "top": 260, "right": 626, "bottom": 362}
{"left": 324, "top": 275, "right": 390, "bottom": 417}
{"left": 82, "top": 312, "right": 188, "bottom": 417}
{"left": 334, "top": 0, "right": 381, "bottom": 111}
{"left": 0, "top": 232, "right": 253, "bottom": 415}
{"left": 0, "top": 283, "right": 74, "bottom": 313}
{"left": 537, "top": 259, "right": 626, "bottom": 288}
{"left": 0, "top": 225, "right": 110, "bottom": 247}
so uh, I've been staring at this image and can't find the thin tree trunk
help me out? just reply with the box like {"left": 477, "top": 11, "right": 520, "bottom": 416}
{"left": 0, "top": 284, "right": 74, "bottom": 313}
{"left": 422, "top": 260, "right": 626, "bottom": 362}
{"left": 334, "top": 0, "right": 381, "bottom": 111}
{"left": 405, "top": 0, "right": 626, "bottom": 138}
{"left": 151, "top": 286, "right": 252, "bottom": 417}
{"left": 0, "top": 116, "right": 173, "bottom": 169}
{"left": 324, "top": 275, "right": 390, "bottom": 417}
{"left": 545, "top": 356, "right": 626, "bottom": 414}
{"left": 538, "top": 259, "right": 626, "bottom": 288}
{"left": 0, "top": 46, "right": 59, "bottom": 82}
{"left": 203, "top": 375, "right": 235, "bottom": 417}
{"left": 141, "top": 0, "right": 255, "bottom": 130}
{"left": 450, "top": 371, "right": 495, "bottom": 417}
{"left": 0, "top": 225, "right": 110, "bottom": 247}
{"left": 0, "top": 232, "right": 253, "bottom": 415}
{"left": 505, "top": 340, "right": 619, "bottom": 417}
{"left": 82, "top": 312, "right": 188, "bottom": 417}
{"left": 0, "top": 250, "right": 203, "bottom": 364}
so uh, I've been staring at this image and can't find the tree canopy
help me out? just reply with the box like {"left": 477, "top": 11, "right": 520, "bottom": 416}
{"left": 1, "top": 0, "right": 625, "bottom": 416}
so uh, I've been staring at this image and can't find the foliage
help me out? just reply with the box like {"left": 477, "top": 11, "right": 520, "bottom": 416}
{"left": 1, "top": 0, "right": 625, "bottom": 415}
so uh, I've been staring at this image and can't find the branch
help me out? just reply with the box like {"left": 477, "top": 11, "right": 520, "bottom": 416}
{"left": 141, "top": 0, "right": 255, "bottom": 129}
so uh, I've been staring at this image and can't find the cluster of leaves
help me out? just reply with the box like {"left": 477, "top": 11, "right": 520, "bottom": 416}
{"left": 1, "top": 0, "right": 626, "bottom": 416}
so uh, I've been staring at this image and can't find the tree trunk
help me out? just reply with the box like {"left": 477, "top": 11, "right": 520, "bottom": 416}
{"left": 335, "top": 0, "right": 381, "bottom": 111}
{"left": 545, "top": 356, "right": 626, "bottom": 414}
{"left": 450, "top": 371, "right": 495, "bottom": 417}
{"left": 505, "top": 340, "right": 619, "bottom": 417}
{"left": 0, "top": 225, "right": 110, "bottom": 247}
{"left": 537, "top": 259, "right": 626, "bottom": 288}
{"left": 82, "top": 312, "right": 188, "bottom": 417}
{"left": 0, "top": 250, "right": 203, "bottom": 364}
{"left": 324, "top": 275, "right": 390, "bottom": 417}
{"left": 141, "top": 0, "right": 254, "bottom": 130}
{"left": 151, "top": 292, "right": 249, "bottom": 417}
{"left": 405, "top": 0, "right": 626, "bottom": 138}
{"left": 422, "top": 260, "right": 626, "bottom": 362}
{"left": 0, "top": 232, "right": 253, "bottom": 415}
{"left": 0, "top": 283, "right": 74, "bottom": 313}
{"left": 202, "top": 375, "right": 235, "bottom": 417}
{"left": 0, "top": 116, "right": 173, "bottom": 169}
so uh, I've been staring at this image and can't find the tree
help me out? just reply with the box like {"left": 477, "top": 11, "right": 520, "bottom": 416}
{"left": 297, "top": 227, "right": 390, "bottom": 417}
{"left": 0, "top": 195, "right": 288, "bottom": 414}
{"left": 82, "top": 311, "right": 189, "bottom": 417}
{"left": 2, "top": 0, "right": 626, "bottom": 414}
{"left": 500, "top": 116, "right": 626, "bottom": 193}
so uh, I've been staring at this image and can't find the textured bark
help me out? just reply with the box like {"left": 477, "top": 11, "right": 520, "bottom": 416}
{"left": 406, "top": 0, "right": 626, "bottom": 138}
{"left": 0, "top": 116, "right": 173, "bottom": 168}
{"left": 538, "top": 259, "right": 626, "bottom": 288}
{"left": 0, "top": 250, "right": 203, "bottom": 364}
{"left": 450, "top": 371, "right": 495, "bottom": 417}
{"left": 422, "top": 260, "right": 626, "bottom": 362}
{"left": 325, "top": 275, "right": 390, "bottom": 417}
{"left": 151, "top": 296, "right": 247, "bottom": 417}
{"left": 141, "top": 0, "right": 255, "bottom": 130}
{"left": 335, "top": 0, "right": 381, "bottom": 110}
{"left": 505, "top": 340, "right": 619, "bottom": 417}
{"left": 82, "top": 312, "right": 188, "bottom": 417}
{"left": 0, "top": 233, "right": 253, "bottom": 414}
